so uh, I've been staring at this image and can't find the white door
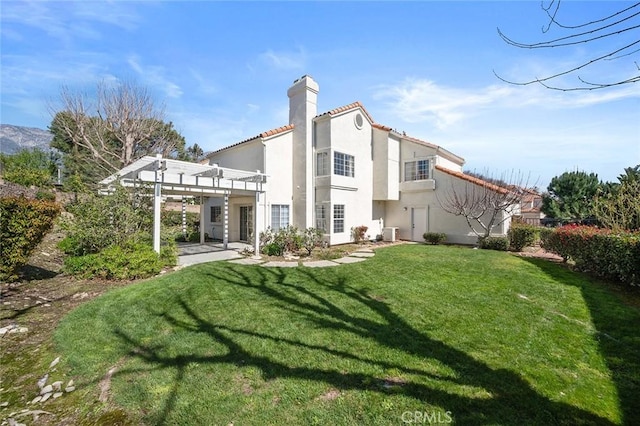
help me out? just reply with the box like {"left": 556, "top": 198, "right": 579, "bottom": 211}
{"left": 411, "top": 207, "right": 427, "bottom": 242}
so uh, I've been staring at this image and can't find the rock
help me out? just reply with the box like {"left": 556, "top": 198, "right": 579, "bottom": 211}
{"left": 52, "top": 392, "right": 63, "bottom": 399}
{"left": 0, "top": 401, "right": 9, "bottom": 407}
{"left": 30, "top": 396, "right": 42, "bottom": 404}
{"left": 40, "top": 392, "right": 52, "bottom": 402}
{"left": 66, "top": 379, "right": 74, "bottom": 388}
{"left": 49, "top": 357, "right": 60, "bottom": 369}
{"left": 37, "top": 374, "right": 48, "bottom": 390}
{"left": 65, "top": 386, "right": 75, "bottom": 393}
{"left": 40, "top": 385, "right": 53, "bottom": 395}
{"left": 51, "top": 381, "right": 63, "bottom": 391}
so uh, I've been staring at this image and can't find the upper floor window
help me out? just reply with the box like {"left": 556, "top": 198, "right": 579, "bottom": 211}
{"left": 316, "top": 152, "right": 329, "bottom": 176}
{"left": 271, "top": 204, "right": 290, "bottom": 232}
{"left": 334, "top": 152, "right": 354, "bottom": 177}
{"left": 404, "top": 159, "right": 430, "bottom": 181}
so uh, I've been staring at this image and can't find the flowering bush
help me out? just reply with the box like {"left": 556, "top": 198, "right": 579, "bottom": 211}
{"left": 540, "top": 224, "right": 640, "bottom": 286}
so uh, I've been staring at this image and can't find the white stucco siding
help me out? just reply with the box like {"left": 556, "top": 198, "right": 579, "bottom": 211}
{"left": 263, "top": 133, "right": 294, "bottom": 230}
{"left": 372, "top": 130, "right": 400, "bottom": 200}
{"left": 431, "top": 169, "right": 513, "bottom": 244}
{"left": 208, "top": 140, "right": 264, "bottom": 172}
{"left": 322, "top": 109, "right": 374, "bottom": 245}
{"left": 435, "top": 155, "right": 463, "bottom": 172}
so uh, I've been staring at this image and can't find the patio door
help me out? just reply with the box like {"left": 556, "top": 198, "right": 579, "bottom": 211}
{"left": 240, "top": 206, "right": 253, "bottom": 242}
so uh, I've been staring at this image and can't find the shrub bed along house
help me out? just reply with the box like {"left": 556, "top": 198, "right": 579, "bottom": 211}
{"left": 541, "top": 224, "right": 640, "bottom": 286}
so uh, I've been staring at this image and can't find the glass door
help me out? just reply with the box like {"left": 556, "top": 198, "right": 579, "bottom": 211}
{"left": 240, "top": 206, "right": 253, "bottom": 242}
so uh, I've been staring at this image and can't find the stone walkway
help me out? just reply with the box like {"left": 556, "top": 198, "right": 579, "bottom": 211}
{"left": 177, "top": 244, "right": 377, "bottom": 268}
{"left": 230, "top": 247, "right": 375, "bottom": 268}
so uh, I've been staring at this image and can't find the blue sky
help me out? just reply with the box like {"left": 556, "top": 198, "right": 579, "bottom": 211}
{"left": 1, "top": 0, "right": 638, "bottom": 188}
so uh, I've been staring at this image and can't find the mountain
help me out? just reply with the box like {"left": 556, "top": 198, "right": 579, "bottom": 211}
{"left": 0, "top": 124, "right": 53, "bottom": 155}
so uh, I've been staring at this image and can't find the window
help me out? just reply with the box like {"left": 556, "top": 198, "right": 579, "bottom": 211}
{"left": 271, "top": 204, "right": 290, "bottom": 231}
{"left": 334, "top": 152, "right": 354, "bottom": 177}
{"left": 333, "top": 204, "right": 345, "bottom": 233}
{"left": 404, "top": 159, "right": 430, "bottom": 181}
{"left": 210, "top": 206, "right": 222, "bottom": 223}
{"left": 315, "top": 204, "right": 327, "bottom": 232}
{"left": 316, "top": 152, "right": 329, "bottom": 176}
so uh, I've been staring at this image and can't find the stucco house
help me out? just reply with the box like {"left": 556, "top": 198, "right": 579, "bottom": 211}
{"left": 202, "top": 75, "right": 516, "bottom": 246}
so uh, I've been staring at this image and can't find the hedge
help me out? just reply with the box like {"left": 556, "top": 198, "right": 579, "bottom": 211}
{"left": 508, "top": 222, "right": 539, "bottom": 251}
{"left": 0, "top": 197, "right": 60, "bottom": 281}
{"left": 540, "top": 224, "right": 640, "bottom": 286}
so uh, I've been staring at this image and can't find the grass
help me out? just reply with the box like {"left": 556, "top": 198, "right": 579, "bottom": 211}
{"left": 54, "top": 244, "right": 640, "bottom": 425}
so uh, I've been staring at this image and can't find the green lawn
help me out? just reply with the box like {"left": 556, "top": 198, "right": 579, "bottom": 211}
{"left": 55, "top": 245, "right": 639, "bottom": 425}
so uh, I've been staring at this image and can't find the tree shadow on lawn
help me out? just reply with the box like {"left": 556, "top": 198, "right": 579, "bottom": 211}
{"left": 520, "top": 257, "right": 640, "bottom": 426}
{"left": 110, "top": 265, "right": 615, "bottom": 425}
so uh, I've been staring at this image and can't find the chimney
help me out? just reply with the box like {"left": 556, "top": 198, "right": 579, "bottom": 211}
{"left": 288, "top": 75, "right": 319, "bottom": 229}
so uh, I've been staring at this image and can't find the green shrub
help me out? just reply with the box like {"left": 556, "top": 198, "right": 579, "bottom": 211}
{"left": 478, "top": 236, "right": 509, "bottom": 251}
{"left": 540, "top": 225, "right": 640, "bottom": 286}
{"left": 263, "top": 242, "right": 284, "bottom": 256}
{"left": 260, "top": 226, "right": 306, "bottom": 255}
{"left": 423, "top": 232, "right": 447, "bottom": 245}
{"left": 63, "top": 242, "right": 165, "bottom": 280}
{"left": 36, "top": 190, "right": 57, "bottom": 202}
{"left": 508, "top": 223, "right": 539, "bottom": 251}
{"left": 60, "top": 183, "right": 153, "bottom": 255}
{"left": 0, "top": 197, "right": 60, "bottom": 281}
{"left": 161, "top": 210, "right": 199, "bottom": 229}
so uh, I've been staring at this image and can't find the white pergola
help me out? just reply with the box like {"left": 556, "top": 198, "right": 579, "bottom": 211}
{"left": 99, "top": 154, "right": 266, "bottom": 256}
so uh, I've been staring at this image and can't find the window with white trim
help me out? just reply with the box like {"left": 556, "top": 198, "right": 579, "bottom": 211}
{"left": 271, "top": 205, "right": 290, "bottom": 231}
{"left": 334, "top": 152, "right": 354, "bottom": 177}
{"left": 333, "top": 204, "right": 345, "bottom": 233}
{"left": 210, "top": 206, "right": 222, "bottom": 223}
{"left": 404, "top": 159, "right": 430, "bottom": 181}
{"left": 316, "top": 152, "right": 329, "bottom": 176}
{"left": 315, "top": 204, "right": 327, "bottom": 232}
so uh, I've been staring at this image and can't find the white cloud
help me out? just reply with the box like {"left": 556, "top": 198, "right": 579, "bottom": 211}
{"left": 372, "top": 77, "right": 640, "bottom": 130}
{"left": 373, "top": 78, "right": 516, "bottom": 129}
{"left": 128, "top": 55, "right": 183, "bottom": 98}
{"left": 258, "top": 47, "right": 306, "bottom": 70}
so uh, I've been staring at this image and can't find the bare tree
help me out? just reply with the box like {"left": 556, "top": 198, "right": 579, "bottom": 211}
{"left": 437, "top": 171, "right": 532, "bottom": 239}
{"left": 50, "top": 81, "right": 185, "bottom": 177}
{"left": 495, "top": 1, "right": 640, "bottom": 91}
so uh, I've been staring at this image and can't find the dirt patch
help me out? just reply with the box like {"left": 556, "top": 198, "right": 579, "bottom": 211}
{"left": 0, "top": 227, "right": 136, "bottom": 424}
{"left": 315, "top": 388, "right": 341, "bottom": 401}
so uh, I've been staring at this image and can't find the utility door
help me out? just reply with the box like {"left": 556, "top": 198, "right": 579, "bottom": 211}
{"left": 411, "top": 207, "right": 427, "bottom": 242}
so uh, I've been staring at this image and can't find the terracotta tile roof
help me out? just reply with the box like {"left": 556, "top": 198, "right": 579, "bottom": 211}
{"left": 206, "top": 124, "right": 294, "bottom": 157}
{"left": 374, "top": 127, "right": 465, "bottom": 166}
{"left": 316, "top": 101, "right": 375, "bottom": 124}
{"left": 372, "top": 123, "right": 392, "bottom": 131}
{"left": 435, "top": 165, "right": 511, "bottom": 195}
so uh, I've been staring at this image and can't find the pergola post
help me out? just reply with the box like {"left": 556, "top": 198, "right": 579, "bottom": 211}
{"left": 254, "top": 191, "right": 261, "bottom": 257}
{"left": 199, "top": 195, "right": 205, "bottom": 244}
{"left": 223, "top": 192, "right": 229, "bottom": 250}
{"left": 153, "top": 154, "right": 163, "bottom": 254}
{"left": 181, "top": 196, "right": 187, "bottom": 239}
